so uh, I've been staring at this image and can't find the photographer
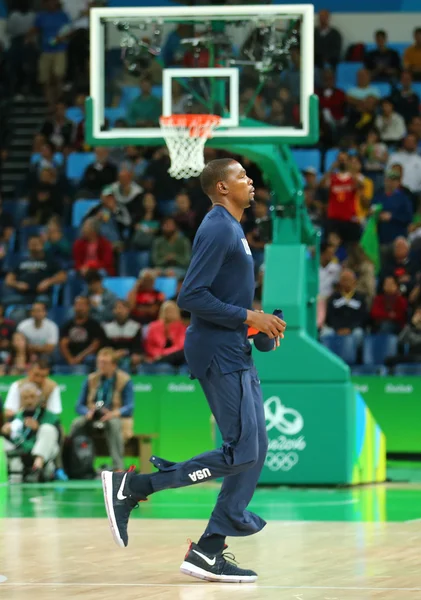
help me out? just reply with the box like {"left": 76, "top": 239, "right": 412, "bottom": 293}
{"left": 1, "top": 382, "right": 60, "bottom": 483}
{"left": 70, "top": 347, "right": 134, "bottom": 471}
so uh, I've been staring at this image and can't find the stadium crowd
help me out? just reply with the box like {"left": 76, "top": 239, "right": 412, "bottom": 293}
{"left": 0, "top": 1, "right": 420, "bottom": 376}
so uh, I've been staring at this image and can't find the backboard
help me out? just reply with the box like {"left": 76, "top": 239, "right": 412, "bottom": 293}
{"left": 86, "top": 4, "right": 318, "bottom": 148}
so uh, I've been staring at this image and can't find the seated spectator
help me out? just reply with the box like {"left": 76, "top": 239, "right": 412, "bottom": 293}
{"left": 3, "top": 235, "right": 67, "bottom": 310}
{"left": 387, "top": 134, "right": 421, "bottom": 196}
{"left": 305, "top": 186, "right": 324, "bottom": 228}
{"left": 408, "top": 116, "right": 421, "bottom": 150}
{"left": 360, "top": 128, "right": 388, "bottom": 190}
{"left": 109, "top": 163, "right": 143, "bottom": 220}
{"left": 348, "top": 154, "right": 373, "bottom": 223}
{"left": 43, "top": 218, "right": 71, "bottom": 265}
{"left": 239, "top": 88, "right": 267, "bottom": 121}
{"left": 128, "top": 268, "right": 165, "bottom": 325}
{"left": 103, "top": 300, "right": 143, "bottom": 372}
{"left": 321, "top": 269, "right": 368, "bottom": 347}
{"left": 266, "top": 98, "right": 290, "bottom": 127}
{"left": 380, "top": 236, "right": 417, "bottom": 298}
{"left": 144, "top": 301, "right": 187, "bottom": 369}
{"left": 386, "top": 305, "right": 421, "bottom": 367}
{"left": 132, "top": 192, "right": 161, "bottom": 250}
{"left": 364, "top": 30, "right": 401, "bottom": 82}
{"left": 0, "top": 303, "right": 15, "bottom": 370}
{"left": 124, "top": 146, "right": 149, "bottom": 181}
{"left": 59, "top": 296, "right": 104, "bottom": 369}
{"left": 376, "top": 170, "right": 413, "bottom": 247}
{"left": 4, "top": 332, "right": 32, "bottom": 376}
{"left": 82, "top": 270, "right": 117, "bottom": 323}
{"left": 370, "top": 275, "right": 408, "bottom": 334}
{"left": 39, "top": 100, "right": 73, "bottom": 151}
{"left": 24, "top": 174, "right": 62, "bottom": 226}
{"left": 375, "top": 99, "right": 407, "bottom": 145}
{"left": 73, "top": 218, "right": 115, "bottom": 276}
{"left": 390, "top": 70, "right": 420, "bottom": 125}
{"left": 70, "top": 347, "right": 134, "bottom": 471}
{"left": 0, "top": 198, "right": 14, "bottom": 272}
{"left": 347, "top": 69, "right": 381, "bottom": 105}
{"left": 127, "top": 76, "right": 161, "bottom": 127}
{"left": 280, "top": 46, "right": 301, "bottom": 103}
{"left": 84, "top": 187, "right": 132, "bottom": 247}
{"left": 1, "top": 382, "right": 60, "bottom": 483}
{"left": 7, "top": 1, "right": 37, "bottom": 98}
{"left": 78, "top": 147, "right": 117, "bottom": 199}
{"left": 3, "top": 358, "right": 62, "bottom": 420}
{"left": 152, "top": 216, "right": 191, "bottom": 278}
{"left": 343, "top": 245, "right": 376, "bottom": 307}
{"left": 173, "top": 192, "right": 197, "bottom": 242}
{"left": 17, "top": 302, "right": 59, "bottom": 358}
{"left": 314, "top": 9, "right": 342, "bottom": 70}
{"left": 403, "top": 27, "right": 421, "bottom": 81}
{"left": 319, "top": 241, "right": 341, "bottom": 299}
{"left": 316, "top": 69, "right": 347, "bottom": 146}
{"left": 242, "top": 200, "right": 268, "bottom": 273}
{"left": 143, "top": 147, "right": 183, "bottom": 205}
{"left": 321, "top": 152, "right": 363, "bottom": 244}
{"left": 31, "top": 141, "right": 63, "bottom": 175}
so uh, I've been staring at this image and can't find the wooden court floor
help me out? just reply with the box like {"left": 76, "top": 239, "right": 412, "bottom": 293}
{"left": 1, "top": 483, "right": 421, "bottom": 599}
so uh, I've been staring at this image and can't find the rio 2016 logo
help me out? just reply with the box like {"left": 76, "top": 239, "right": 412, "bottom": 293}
{"left": 264, "top": 396, "right": 306, "bottom": 472}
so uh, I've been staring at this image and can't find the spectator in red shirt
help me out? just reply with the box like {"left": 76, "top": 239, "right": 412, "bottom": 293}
{"left": 144, "top": 300, "right": 187, "bottom": 368}
{"left": 370, "top": 275, "right": 408, "bottom": 334}
{"left": 321, "top": 152, "right": 363, "bottom": 244}
{"left": 317, "top": 69, "right": 347, "bottom": 145}
{"left": 128, "top": 268, "right": 165, "bottom": 325}
{"left": 72, "top": 217, "right": 115, "bottom": 276}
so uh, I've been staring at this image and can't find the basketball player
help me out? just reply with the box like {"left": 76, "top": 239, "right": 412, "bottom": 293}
{"left": 101, "top": 159, "right": 286, "bottom": 583}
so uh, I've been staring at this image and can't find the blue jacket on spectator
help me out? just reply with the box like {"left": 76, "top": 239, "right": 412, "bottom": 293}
{"left": 376, "top": 189, "right": 413, "bottom": 245}
{"left": 76, "top": 372, "right": 134, "bottom": 417}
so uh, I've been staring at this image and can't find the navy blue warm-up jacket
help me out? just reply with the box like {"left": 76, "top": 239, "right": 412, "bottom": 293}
{"left": 177, "top": 205, "right": 256, "bottom": 379}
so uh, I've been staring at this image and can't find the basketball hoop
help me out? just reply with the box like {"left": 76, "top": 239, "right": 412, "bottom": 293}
{"left": 159, "top": 114, "right": 221, "bottom": 179}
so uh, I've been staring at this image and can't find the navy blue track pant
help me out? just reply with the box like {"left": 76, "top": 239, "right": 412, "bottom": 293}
{"left": 149, "top": 360, "right": 268, "bottom": 538}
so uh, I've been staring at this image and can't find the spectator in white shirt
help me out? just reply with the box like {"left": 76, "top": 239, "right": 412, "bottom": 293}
{"left": 3, "top": 358, "right": 62, "bottom": 420}
{"left": 387, "top": 134, "right": 421, "bottom": 193}
{"left": 347, "top": 69, "right": 381, "bottom": 104}
{"left": 17, "top": 302, "right": 59, "bottom": 358}
{"left": 319, "top": 242, "right": 342, "bottom": 299}
{"left": 375, "top": 98, "right": 407, "bottom": 145}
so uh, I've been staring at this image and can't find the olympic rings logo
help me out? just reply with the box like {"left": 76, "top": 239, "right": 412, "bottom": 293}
{"left": 265, "top": 451, "right": 299, "bottom": 471}
{"left": 264, "top": 396, "right": 304, "bottom": 435}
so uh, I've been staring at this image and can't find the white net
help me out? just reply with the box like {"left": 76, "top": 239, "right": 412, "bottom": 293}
{"left": 159, "top": 114, "right": 221, "bottom": 179}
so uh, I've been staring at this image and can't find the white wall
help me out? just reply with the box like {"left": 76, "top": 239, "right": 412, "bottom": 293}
{"left": 330, "top": 12, "right": 420, "bottom": 47}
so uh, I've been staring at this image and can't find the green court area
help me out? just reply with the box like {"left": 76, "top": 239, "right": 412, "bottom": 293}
{"left": 2, "top": 480, "right": 421, "bottom": 523}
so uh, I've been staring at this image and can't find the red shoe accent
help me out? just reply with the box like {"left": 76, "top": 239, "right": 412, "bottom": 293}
{"left": 128, "top": 465, "right": 136, "bottom": 473}
{"left": 184, "top": 539, "right": 193, "bottom": 559}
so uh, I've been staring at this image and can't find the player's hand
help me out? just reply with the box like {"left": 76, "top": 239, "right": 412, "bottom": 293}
{"left": 245, "top": 310, "right": 286, "bottom": 339}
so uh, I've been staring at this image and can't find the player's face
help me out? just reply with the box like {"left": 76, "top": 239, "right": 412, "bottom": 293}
{"left": 226, "top": 162, "right": 254, "bottom": 209}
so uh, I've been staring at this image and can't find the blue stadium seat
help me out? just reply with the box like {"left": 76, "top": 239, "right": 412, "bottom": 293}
{"left": 376, "top": 82, "right": 392, "bottom": 97}
{"left": 66, "top": 152, "right": 95, "bottom": 183}
{"left": 30, "top": 152, "right": 64, "bottom": 167}
{"left": 321, "top": 334, "right": 358, "bottom": 365}
{"left": 336, "top": 62, "right": 363, "bottom": 90}
{"left": 119, "top": 251, "right": 151, "bottom": 277}
{"left": 63, "top": 271, "right": 85, "bottom": 307}
{"left": 291, "top": 149, "right": 321, "bottom": 173}
{"left": 394, "top": 363, "right": 421, "bottom": 376}
{"left": 105, "top": 107, "right": 127, "bottom": 127}
{"left": 103, "top": 276, "right": 136, "bottom": 299}
{"left": 154, "top": 276, "right": 177, "bottom": 299}
{"left": 72, "top": 199, "right": 100, "bottom": 228}
{"left": 66, "top": 107, "right": 84, "bottom": 124}
{"left": 324, "top": 148, "right": 339, "bottom": 172}
{"left": 119, "top": 85, "right": 163, "bottom": 109}
{"left": 351, "top": 365, "right": 387, "bottom": 376}
{"left": 52, "top": 365, "right": 89, "bottom": 375}
{"left": 3, "top": 200, "right": 28, "bottom": 226}
{"left": 412, "top": 82, "right": 421, "bottom": 97}
{"left": 137, "top": 363, "right": 177, "bottom": 375}
{"left": 363, "top": 334, "right": 398, "bottom": 366}
{"left": 48, "top": 306, "right": 69, "bottom": 327}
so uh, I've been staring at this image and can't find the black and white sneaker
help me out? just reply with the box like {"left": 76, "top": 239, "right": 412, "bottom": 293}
{"left": 180, "top": 542, "right": 258, "bottom": 583}
{"left": 101, "top": 468, "right": 146, "bottom": 548}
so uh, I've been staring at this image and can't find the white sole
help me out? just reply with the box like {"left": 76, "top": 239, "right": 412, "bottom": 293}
{"left": 101, "top": 471, "right": 125, "bottom": 548}
{"left": 180, "top": 561, "right": 257, "bottom": 583}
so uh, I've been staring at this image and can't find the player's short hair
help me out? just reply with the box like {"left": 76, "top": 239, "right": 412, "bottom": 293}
{"left": 200, "top": 158, "right": 237, "bottom": 196}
